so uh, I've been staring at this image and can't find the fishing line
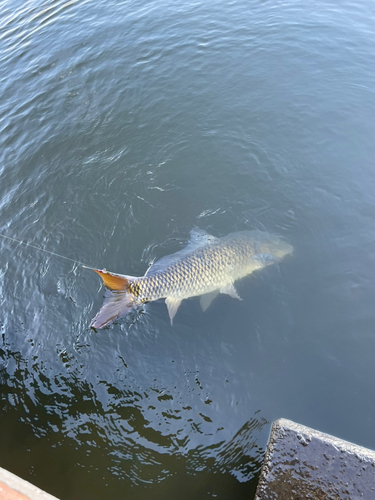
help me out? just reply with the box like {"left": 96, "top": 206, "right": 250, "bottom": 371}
{"left": 0, "top": 232, "right": 96, "bottom": 270}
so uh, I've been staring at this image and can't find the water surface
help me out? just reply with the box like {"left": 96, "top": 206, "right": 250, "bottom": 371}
{"left": 1, "top": 0, "right": 375, "bottom": 498}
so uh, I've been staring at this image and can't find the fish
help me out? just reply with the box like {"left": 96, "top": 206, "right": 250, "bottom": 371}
{"left": 89, "top": 228, "right": 293, "bottom": 328}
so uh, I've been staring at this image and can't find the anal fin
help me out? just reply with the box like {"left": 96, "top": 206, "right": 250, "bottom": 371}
{"left": 220, "top": 283, "right": 242, "bottom": 301}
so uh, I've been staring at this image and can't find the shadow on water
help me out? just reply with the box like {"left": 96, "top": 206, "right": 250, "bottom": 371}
{"left": 0, "top": 345, "right": 266, "bottom": 499}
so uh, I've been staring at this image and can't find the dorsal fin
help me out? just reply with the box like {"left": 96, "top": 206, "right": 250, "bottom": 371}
{"left": 93, "top": 269, "right": 134, "bottom": 290}
{"left": 145, "top": 228, "right": 218, "bottom": 276}
{"left": 187, "top": 227, "right": 218, "bottom": 248}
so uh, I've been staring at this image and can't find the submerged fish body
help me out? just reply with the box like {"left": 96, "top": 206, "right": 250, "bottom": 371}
{"left": 90, "top": 228, "right": 293, "bottom": 328}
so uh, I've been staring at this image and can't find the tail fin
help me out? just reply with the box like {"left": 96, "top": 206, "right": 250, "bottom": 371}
{"left": 90, "top": 269, "right": 137, "bottom": 329}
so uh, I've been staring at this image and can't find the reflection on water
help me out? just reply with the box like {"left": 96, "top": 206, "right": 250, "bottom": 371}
{"left": 1, "top": 0, "right": 375, "bottom": 498}
{"left": 1, "top": 346, "right": 266, "bottom": 498}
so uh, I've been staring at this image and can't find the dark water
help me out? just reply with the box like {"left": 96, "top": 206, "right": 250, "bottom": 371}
{"left": 1, "top": 0, "right": 375, "bottom": 498}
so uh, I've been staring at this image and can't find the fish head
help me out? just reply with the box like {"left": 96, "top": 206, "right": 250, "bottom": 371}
{"left": 258, "top": 236, "right": 293, "bottom": 260}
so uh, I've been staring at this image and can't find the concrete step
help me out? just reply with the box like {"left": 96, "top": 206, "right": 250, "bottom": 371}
{"left": 255, "top": 418, "right": 375, "bottom": 500}
{"left": 0, "top": 467, "right": 59, "bottom": 500}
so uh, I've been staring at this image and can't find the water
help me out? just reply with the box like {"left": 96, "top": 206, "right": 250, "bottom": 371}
{"left": 1, "top": 0, "right": 375, "bottom": 498}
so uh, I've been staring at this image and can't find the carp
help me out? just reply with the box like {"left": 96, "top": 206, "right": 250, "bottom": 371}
{"left": 89, "top": 228, "right": 292, "bottom": 328}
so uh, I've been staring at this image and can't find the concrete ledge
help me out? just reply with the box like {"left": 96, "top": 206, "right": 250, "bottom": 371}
{"left": 255, "top": 418, "right": 375, "bottom": 500}
{"left": 0, "top": 467, "right": 59, "bottom": 500}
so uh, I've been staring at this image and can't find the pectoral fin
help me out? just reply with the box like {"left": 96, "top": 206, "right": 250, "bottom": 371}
{"left": 220, "top": 283, "right": 242, "bottom": 300}
{"left": 165, "top": 297, "right": 182, "bottom": 325}
{"left": 252, "top": 253, "right": 278, "bottom": 268}
{"left": 200, "top": 290, "right": 219, "bottom": 312}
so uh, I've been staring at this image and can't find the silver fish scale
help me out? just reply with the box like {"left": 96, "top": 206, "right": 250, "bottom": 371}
{"left": 91, "top": 229, "right": 292, "bottom": 327}
{"left": 134, "top": 234, "right": 257, "bottom": 301}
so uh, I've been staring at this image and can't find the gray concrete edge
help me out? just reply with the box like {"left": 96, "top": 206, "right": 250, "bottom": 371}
{"left": 271, "top": 418, "right": 375, "bottom": 460}
{"left": 255, "top": 418, "right": 375, "bottom": 500}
